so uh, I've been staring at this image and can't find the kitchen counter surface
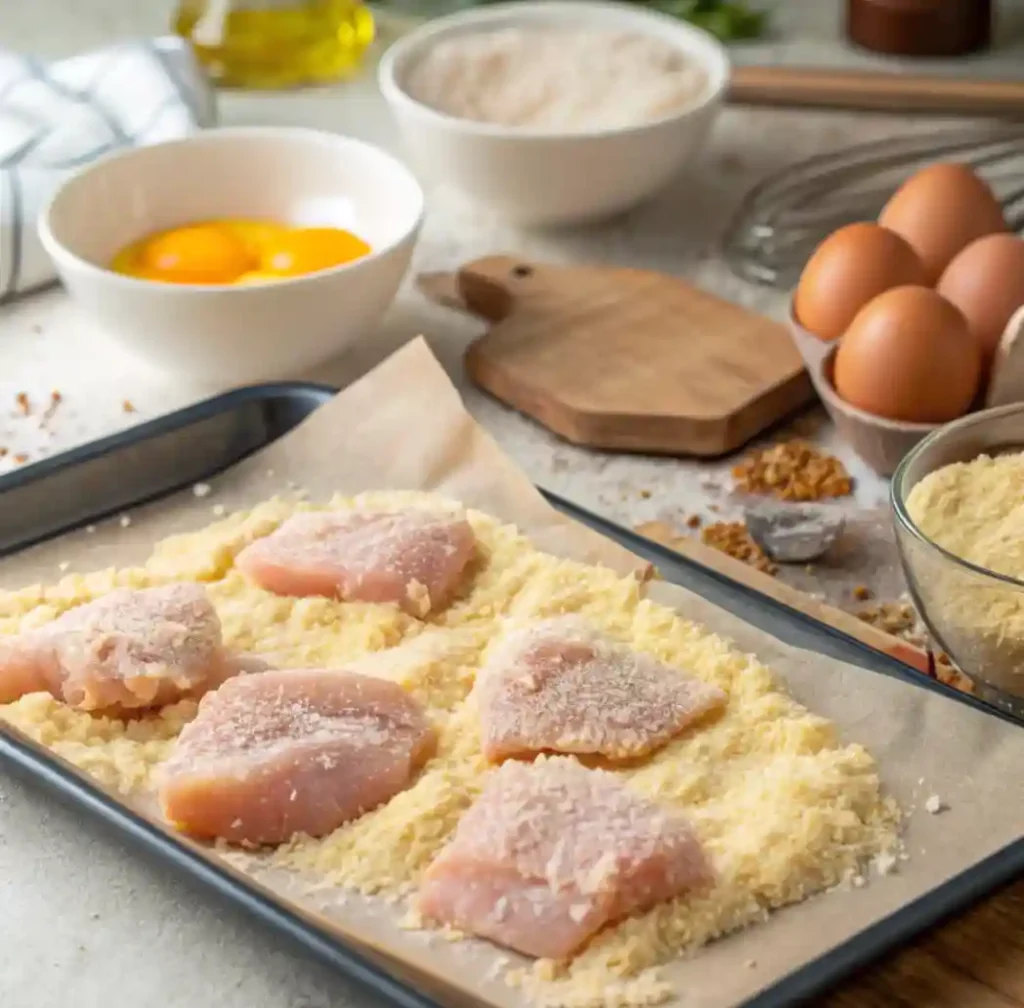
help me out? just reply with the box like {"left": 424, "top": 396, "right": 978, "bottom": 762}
{"left": 3, "top": 3, "right": 1024, "bottom": 1007}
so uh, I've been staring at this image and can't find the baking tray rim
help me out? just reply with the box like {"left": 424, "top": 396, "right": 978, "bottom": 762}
{"left": 0, "top": 380, "right": 1019, "bottom": 1008}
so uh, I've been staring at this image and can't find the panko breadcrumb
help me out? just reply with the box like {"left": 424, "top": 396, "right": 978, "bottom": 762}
{"left": 0, "top": 492, "right": 900, "bottom": 1008}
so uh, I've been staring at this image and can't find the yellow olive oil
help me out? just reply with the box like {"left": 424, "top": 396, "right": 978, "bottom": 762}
{"left": 174, "top": 0, "right": 375, "bottom": 89}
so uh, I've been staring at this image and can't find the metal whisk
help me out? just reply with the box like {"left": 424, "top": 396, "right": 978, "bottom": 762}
{"left": 722, "top": 123, "right": 1024, "bottom": 289}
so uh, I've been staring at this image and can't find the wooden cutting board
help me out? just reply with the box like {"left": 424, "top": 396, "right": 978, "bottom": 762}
{"left": 418, "top": 256, "right": 814, "bottom": 457}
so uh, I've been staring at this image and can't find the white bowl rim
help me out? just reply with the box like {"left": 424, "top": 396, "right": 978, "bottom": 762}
{"left": 378, "top": 0, "right": 731, "bottom": 141}
{"left": 37, "top": 125, "right": 426, "bottom": 295}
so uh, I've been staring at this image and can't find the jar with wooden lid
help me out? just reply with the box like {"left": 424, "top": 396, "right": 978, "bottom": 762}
{"left": 846, "top": 0, "right": 992, "bottom": 57}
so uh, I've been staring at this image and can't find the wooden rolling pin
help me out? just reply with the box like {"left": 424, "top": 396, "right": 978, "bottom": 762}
{"left": 636, "top": 520, "right": 939, "bottom": 677}
{"left": 729, "top": 65, "right": 1024, "bottom": 117}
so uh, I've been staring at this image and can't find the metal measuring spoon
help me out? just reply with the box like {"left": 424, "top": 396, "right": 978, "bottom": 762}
{"left": 743, "top": 499, "right": 846, "bottom": 564}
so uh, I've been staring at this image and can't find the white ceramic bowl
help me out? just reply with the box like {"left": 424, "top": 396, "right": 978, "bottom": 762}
{"left": 378, "top": 0, "right": 729, "bottom": 228}
{"left": 39, "top": 127, "right": 424, "bottom": 383}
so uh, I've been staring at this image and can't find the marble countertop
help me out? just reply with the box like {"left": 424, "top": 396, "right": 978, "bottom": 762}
{"left": 3, "top": 3, "right": 1024, "bottom": 1006}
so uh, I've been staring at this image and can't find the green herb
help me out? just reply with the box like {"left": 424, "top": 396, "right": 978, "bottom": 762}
{"left": 375, "top": 0, "right": 769, "bottom": 43}
{"left": 641, "top": 0, "right": 768, "bottom": 41}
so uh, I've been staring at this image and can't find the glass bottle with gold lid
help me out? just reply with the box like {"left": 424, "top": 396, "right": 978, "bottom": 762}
{"left": 174, "top": 0, "right": 375, "bottom": 89}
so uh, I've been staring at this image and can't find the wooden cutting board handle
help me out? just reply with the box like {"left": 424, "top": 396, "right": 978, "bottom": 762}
{"left": 729, "top": 65, "right": 1024, "bottom": 116}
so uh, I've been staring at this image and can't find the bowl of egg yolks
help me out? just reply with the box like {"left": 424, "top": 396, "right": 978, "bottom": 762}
{"left": 39, "top": 127, "right": 424, "bottom": 382}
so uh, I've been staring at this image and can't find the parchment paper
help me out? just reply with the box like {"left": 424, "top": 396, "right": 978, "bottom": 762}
{"left": 3, "top": 337, "right": 1024, "bottom": 1008}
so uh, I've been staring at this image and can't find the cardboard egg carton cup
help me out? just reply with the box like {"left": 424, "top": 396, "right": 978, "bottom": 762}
{"left": 788, "top": 303, "right": 1024, "bottom": 476}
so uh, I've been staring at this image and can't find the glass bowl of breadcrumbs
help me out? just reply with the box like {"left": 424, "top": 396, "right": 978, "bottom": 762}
{"left": 892, "top": 402, "right": 1024, "bottom": 719}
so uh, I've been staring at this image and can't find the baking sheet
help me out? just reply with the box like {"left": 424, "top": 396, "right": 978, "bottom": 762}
{"left": 2, "top": 337, "right": 1023, "bottom": 1008}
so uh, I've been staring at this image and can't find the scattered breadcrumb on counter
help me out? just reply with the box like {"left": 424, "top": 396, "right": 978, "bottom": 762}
{"left": 924, "top": 795, "right": 945, "bottom": 814}
{"left": 732, "top": 440, "right": 853, "bottom": 502}
{"left": 701, "top": 521, "right": 777, "bottom": 575}
{"left": 193, "top": 483, "right": 211, "bottom": 498}
{"left": 635, "top": 518, "right": 779, "bottom": 575}
{"left": 0, "top": 492, "right": 902, "bottom": 1008}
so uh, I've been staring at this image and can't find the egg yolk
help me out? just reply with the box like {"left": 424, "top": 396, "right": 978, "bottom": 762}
{"left": 217, "top": 220, "right": 290, "bottom": 260}
{"left": 139, "top": 225, "right": 255, "bottom": 284}
{"left": 111, "top": 220, "right": 372, "bottom": 286}
{"left": 260, "top": 228, "right": 372, "bottom": 277}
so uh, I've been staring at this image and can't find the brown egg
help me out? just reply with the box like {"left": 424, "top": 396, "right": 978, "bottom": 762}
{"left": 878, "top": 163, "right": 1006, "bottom": 284}
{"left": 794, "top": 223, "right": 926, "bottom": 341}
{"left": 833, "top": 286, "right": 980, "bottom": 423}
{"left": 937, "top": 233, "right": 1024, "bottom": 367}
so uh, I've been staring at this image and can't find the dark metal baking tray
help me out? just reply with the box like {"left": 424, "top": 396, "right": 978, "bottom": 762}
{"left": 0, "top": 382, "right": 1021, "bottom": 1008}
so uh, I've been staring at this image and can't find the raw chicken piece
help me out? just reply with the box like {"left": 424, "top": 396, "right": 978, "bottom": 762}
{"left": 0, "top": 583, "right": 236, "bottom": 713}
{"left": 235, "top": 509, "right": 477, "bottom": 617}
{"left": 474, "top": 618, "right": 726, "bottom": 762}
{"left": 418, "top": 757, "right": 712, "bottom": 959}
{"left": 159, "top": 668, "right": 436, "bottom": 845}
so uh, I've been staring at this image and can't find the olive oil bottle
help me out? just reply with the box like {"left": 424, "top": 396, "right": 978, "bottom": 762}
{"left": 174, "top": 0, "right": 375, "bottom": 89}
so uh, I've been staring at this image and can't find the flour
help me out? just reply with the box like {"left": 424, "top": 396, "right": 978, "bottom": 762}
{"left": 403, "top": 27, "right": 707, "bottom": 132}
{"left": 905, "top": 451, "right": 1024, "bottom": 696}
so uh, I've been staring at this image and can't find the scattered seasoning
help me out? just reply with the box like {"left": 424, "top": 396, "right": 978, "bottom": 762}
{"left": 732, "top": 439, "right": 853, "bottom": 502}
{"left": 13, "top": 453, "right": 28, "bottom": 464}
{"left": 852, "top": 584, "right": 873, "bottom": 601}
{"left": 122, "top": 399, "right": 136, "bottom": 414}
{"left": 39, "top": 390, "right": 63, "bottom": 429}
{"left": 686, "top": 514, "right": 702, "bottom": 529}
{"left": 701, "top": 521, "right": 777, "bottom": 575}
{"left": 857, "top": 600, "right": 973, "bottom": 694}
{"left": 15, "top": 392, "right": 30, "bottom": 416}
{"left": 856, "top": 600, "right": 916, "bottom": 636}
{"left": 639, "top": 489, "right": 652, "bottom": 499}
{"left": 119, "top": 514, "right": 132, "bottom": 528}
{"left": 0, "top": 447, "right": 7, "bottom": 459}
{"left": 193, "top": 482, "right": 212, "bottom": 498}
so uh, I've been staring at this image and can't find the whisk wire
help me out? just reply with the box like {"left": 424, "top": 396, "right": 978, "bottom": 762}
{"left": 724, "top": 124, "right": 1024, "bottom": 289}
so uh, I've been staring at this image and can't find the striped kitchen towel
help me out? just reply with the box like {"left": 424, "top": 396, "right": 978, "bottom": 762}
{"left": 0, "top": 36, "right": 215, "bottom": 302}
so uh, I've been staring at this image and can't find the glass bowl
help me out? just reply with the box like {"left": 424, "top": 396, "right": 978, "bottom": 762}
{"left": 891, "top": 402, "right": 1024, "bottom": 719}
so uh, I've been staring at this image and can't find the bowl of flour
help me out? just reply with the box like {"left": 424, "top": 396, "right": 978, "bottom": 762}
{"left": 378, "top": 1, "right": 729, "bottom": 226}
{"left": 893, "top": 402, "right": 1024, "bottom": 715}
